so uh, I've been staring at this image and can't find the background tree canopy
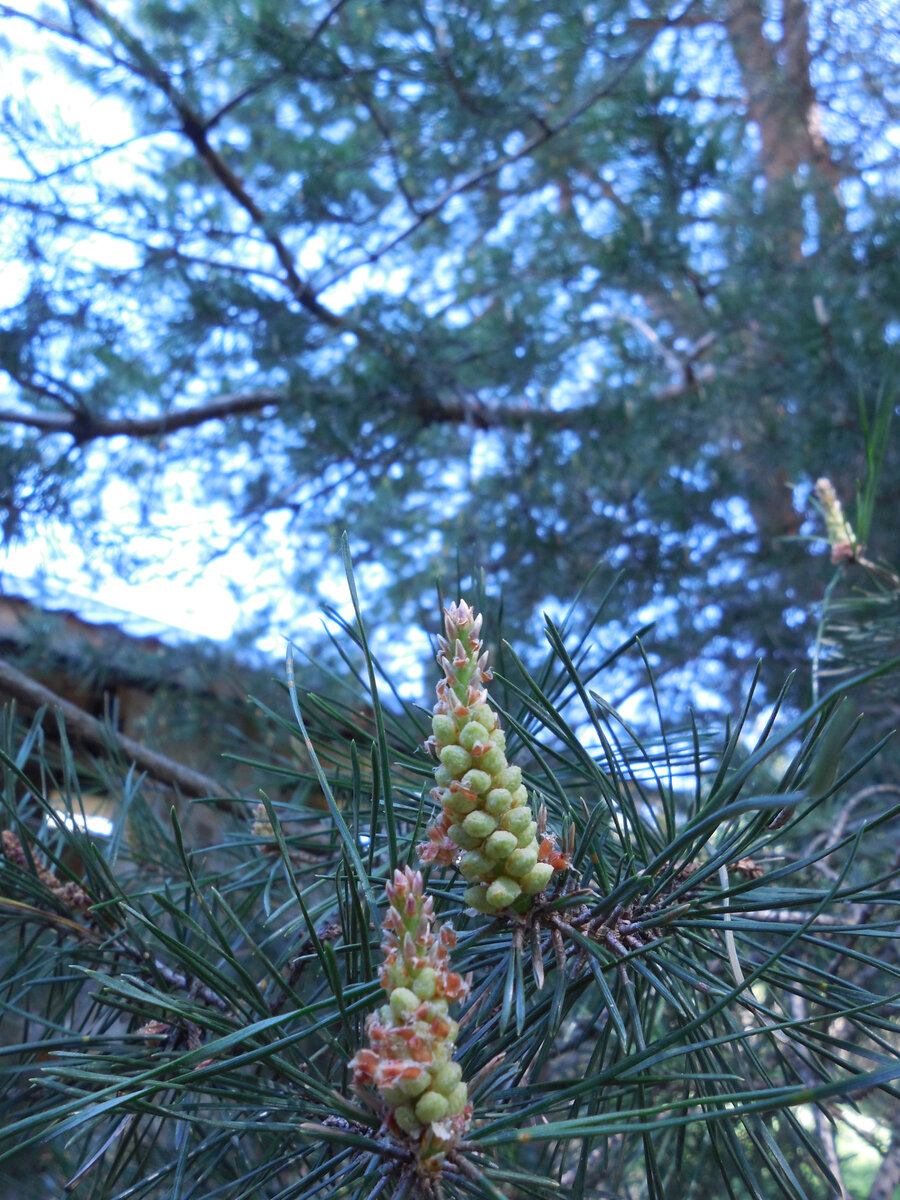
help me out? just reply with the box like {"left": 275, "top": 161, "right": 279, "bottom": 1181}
{"left": 0, "top": 0, "right": 898, "bottom": 710}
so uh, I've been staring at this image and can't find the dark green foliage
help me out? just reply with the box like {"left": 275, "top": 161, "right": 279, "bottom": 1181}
{"left": 1, "top": 562, "right": 898, "bottom": 1198}
{"left": 1, "top": 0, "right": 898, "bottom": 713}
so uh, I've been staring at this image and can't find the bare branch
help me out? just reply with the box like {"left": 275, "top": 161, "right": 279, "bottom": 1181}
{"left": 0, "top": 407, "right": 80, "bottom": 436}
{"left": 0, "top": 654, "right": 232, "bottom": 798}
{"left": 0, "top": 390, "right": 282, "bottom": 441}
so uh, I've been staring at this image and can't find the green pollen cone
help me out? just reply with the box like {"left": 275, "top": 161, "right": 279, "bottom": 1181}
{"left": 417, "top": 601, "right": 568, "bottom": 908}
{"left": 348, "top": 868, "right": 471, "bottom": 1153}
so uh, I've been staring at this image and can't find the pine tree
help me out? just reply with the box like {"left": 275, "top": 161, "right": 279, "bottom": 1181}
{"left": 2, "top": 550, "right": 898, "bottom": 1198}
{"left": 1, "top": 0, "right": 898, "bottom": 712}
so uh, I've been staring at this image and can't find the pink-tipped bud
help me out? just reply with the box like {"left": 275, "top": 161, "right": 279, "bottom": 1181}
{"left": 417, "top": 602, "right": 567, "bottom": 908}
{"left": 349, "top": 867, "right": 470, "bottom": 1161}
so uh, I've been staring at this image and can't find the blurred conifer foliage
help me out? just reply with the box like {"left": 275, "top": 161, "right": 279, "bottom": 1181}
{"left": 1, "top": 540, "right": 899, "bottom": 1199}
{"left": 0, "top": 0, "right": 898, "bottom": 710}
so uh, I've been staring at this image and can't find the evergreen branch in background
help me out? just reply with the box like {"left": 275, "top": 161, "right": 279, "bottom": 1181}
{"left": 319, "top": 0, "right": 701, "bottom": 291}
{"left": 2, "top": 0, "right": 899, "bottom": 748}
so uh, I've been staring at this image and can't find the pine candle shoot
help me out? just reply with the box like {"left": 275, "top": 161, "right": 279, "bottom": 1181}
{"left": 349, "top": 867, "right": 471, "bottom": 1165}
{"left": 814, "top": 477, "right": 858, "bottom": 562}
{"left": 419, "top": 600, "right": 568, "bottom": 911}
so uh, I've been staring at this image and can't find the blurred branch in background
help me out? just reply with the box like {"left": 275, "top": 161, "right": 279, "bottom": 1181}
{"left": 0, "top": 654, "right": 230, "bottom": 798}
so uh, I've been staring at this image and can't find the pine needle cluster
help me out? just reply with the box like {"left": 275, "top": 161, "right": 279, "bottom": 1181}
{"left": 1, "top": 553, "right": 899, "bottom": 1200}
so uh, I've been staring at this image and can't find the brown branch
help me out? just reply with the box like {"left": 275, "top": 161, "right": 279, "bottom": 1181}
{"left": 1, "top": 363, "right": 711, "bottom": 444}
{"left": 868, "top": 1111, "right": 900, "bottom": 1200}
{"left": 77, "top": 0, "right": 343, "bottom": 329}
{"left": 0, "top": 654, "right": 232, "bottom": 798}
{"left": 788, "top": 994, "right": 849, "bottom": 1200}
{"left": 0, "top": 390, "right": 282, "bottom": 441}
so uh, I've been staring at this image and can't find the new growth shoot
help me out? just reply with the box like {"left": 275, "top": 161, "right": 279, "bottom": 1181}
{"left": 418, "top": 601, "right": 568, "bottom": 912}
{"left": 349, "top": 867, "right": 471, "bottom": 1169}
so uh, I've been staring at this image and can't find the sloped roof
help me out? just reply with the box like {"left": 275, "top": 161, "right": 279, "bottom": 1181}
{"left": 0, "top": 575, "right": 246, "bottom": 701}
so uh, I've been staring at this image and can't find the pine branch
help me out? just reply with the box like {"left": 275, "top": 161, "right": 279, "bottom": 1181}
{"left": 0, "top": 655, "right": 232, "bottom": 798}
{"left": 76, "top": 0, "right": 343, "bottom": 329}
{"left": 0, "top": 390, "right": 282, "bottom": 442}
{"left": 0, "top": 895, "right": 232, "bottom": 1014}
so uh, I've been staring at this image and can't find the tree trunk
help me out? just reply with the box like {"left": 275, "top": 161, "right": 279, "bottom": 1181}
{"left": 725, "top": 0, "right": 843, "bottom": 188}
